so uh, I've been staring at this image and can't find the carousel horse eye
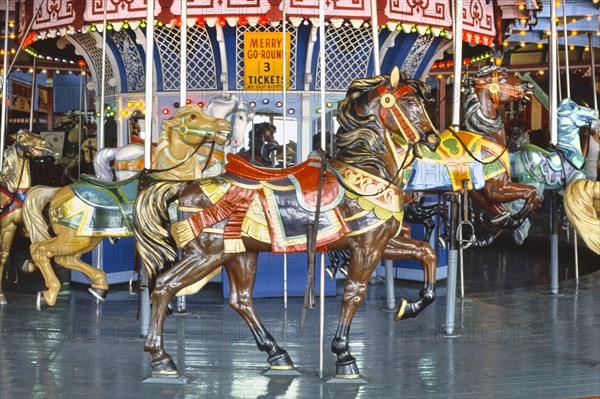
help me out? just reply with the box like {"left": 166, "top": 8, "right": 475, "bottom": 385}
{"left": 380, "top": 93, "right": 396, "bottom": 109}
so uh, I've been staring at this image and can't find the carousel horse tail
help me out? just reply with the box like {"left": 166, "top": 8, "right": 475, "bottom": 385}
{"left": 22, "top": 185, "right": 61, "bottom": 243}
{"left": 133, "top": 180, "right": 190, "bottom": 279}
{"left": 564, "top": 179, "right": 600, "bottom": 255}
{"left": 93, "top": 148, "right": 119, "bottom": 182}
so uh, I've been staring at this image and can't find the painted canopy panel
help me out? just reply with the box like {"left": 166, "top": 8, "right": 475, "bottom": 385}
{"left": 20, "top": 0, "right": 496, "bottom": 38}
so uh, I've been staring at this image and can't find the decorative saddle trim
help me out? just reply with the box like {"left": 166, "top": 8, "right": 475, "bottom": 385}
{"left": 329, "top": 159, "right": 402, "bottom": 216}
{"left": 226, "top": 153, "right": 317, "bottom": 181}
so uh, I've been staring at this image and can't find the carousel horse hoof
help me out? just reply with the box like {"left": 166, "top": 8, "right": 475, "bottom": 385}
{"left": 150, "top": 358, "right": 180, "bottom": 377}
{"left": 88, "top": 287, "right": 108, "bottom": 301}
{"left": 22, "top": 260, "right": 36, "bottom": 273}
{"left": 394, "top": 298, "right": 416, "bottom": 320}
{"left": 268, "top": 351, "right": 294, "bottom": 370}
{"left": 335, "top": 358, "right": 360, "bottom": 378}
{"left": 36, "top": 292, "right": 49, "bottom": 311}
{"left": 339, "top": 265, "right": 349, "bottom": 277}
{"left": 0, "top": 293, "right": 7, "bottom": 305}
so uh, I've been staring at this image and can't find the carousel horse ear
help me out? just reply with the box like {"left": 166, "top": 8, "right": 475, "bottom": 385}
{"left": 390, "top": 67, "right": 400, "bottom": 90}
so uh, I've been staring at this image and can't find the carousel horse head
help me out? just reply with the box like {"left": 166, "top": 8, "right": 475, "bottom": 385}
{"left": 8, "top": 130, "right": 50, "bottom": 159}
{"left": 204, "top": 94, "right": 255, "bottom": 148}
{"left": 337, "top": 66, "right": 440, "bottom": 167}
{"left": 470, "top": 65, "right": 534, "bottom": 106}
{"left": 159, "top": 104, "right": 232, "bottom": 147}
{"left": 557, "top": 98, "right": 599, "bottom": 137}
{"left": 81, "top": 137, "right": 98, "bottom": 163}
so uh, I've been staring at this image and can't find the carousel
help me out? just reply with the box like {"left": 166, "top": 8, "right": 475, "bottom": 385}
{"left": 0, "top": 0, "right": 599, "bottom": 397}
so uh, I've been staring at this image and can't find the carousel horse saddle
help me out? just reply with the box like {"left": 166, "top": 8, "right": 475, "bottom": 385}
{"left": 71, "top": 175, "right": 139, "bottom": 211}
{"left": 404, "top": 128, "right": 494, "bottom": 192}
{"left": 517, "top": 143, "right": 584, "bottom": 173}
{"left": 225, "top": 152, "right": 343, "bottom": 211}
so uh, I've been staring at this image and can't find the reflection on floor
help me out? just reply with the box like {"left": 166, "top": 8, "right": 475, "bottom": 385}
{"left": 0, "top": 233, "right": 598, "bottom": 399}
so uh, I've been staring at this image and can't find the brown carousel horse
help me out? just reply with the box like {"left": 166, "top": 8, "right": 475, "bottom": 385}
{"left": 0, "top": 130, "right": 53, "bottom": 305}
{"left": 401, "top": 66, "right": 542, "bottom": 246}
{"left": 133, "top": 67, "right": 440, "bottom": 380}
{"left": 22, "top": 106, "right": 231, "bottom": 310}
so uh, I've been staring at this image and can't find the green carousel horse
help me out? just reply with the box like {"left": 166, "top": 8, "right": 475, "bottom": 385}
{"left": 22, "top": 105, "right": 231, "bottom": 310}
{"left": 0, "top": 130, "right": 54, "bottom": 305}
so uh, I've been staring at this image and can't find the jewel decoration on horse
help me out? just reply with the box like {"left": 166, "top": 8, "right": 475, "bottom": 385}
{"left": 22, "top": 107, "right": 231, "bottom": 310}
{"left": 0, "top": 130, "right": 53, "bottom": 305}
{"left": 133, "top": 67, "right": 440, "bottom": 380}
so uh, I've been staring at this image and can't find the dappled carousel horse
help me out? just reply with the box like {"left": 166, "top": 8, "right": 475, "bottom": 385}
{"left": 93, "top": 95, "right": 254, "bottom": 181}
{"left": 0, "top": 130, "right": 53, "bottom": 305}
{"left": 564, "top": 179, "right": 600, "bottom": 254}
{"left": 508, "top": 98, "right": 599, "bottom": 244}
{"left": 22, "top": 107, "right": 231, "bottom": 310}
{"left": 133, "top": 68, "right": 439, "bottom": 379}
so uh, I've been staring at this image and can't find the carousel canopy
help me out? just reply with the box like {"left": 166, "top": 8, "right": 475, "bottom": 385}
{"left": 17, "top": 0, "right": 515, "bottom": 45}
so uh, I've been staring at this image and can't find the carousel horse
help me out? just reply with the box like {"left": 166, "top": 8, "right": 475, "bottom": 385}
{"left": 401, "top": 66, "right": 541, "bottom": 246}
{"left": 563, "top": 179, "right": 600, "bottom": 255}
{"left": 507, "top": 98, "right": 599, "bottom": 244}
{"left": 236, "top": 121, "right": 281, "bottom": 167}
{"left": 0, "top": 130, "right": 53, "bottom": 305}
{"left": 56, "top": 113, "right": 97, "bottom": 182}
{"left": 133, "top": 67, "right": 439, "bottom": 380}
{"left": 22, "top": 106, "right": 231, "bottom": 310}
{"left": 93, "top": 95, "right": 254, "bottom": 181}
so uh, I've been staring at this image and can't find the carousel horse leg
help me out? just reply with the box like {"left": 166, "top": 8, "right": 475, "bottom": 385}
{"left": 331, "top": 245, "right": 383, "bottom": 378}
{"left": 30, "top": 230, "right": 105, "bottom": 309}
{"left": 224, "top": 252, "right": 295, "bottom": 371}
{"left": 383, "top": 236, "right": 437, "bottom": 320}
{"left": 144, "top": 252, "right": 225, "bottom": 378}
{"left": 0, "top": 220, "right": 18, "bottom": 305}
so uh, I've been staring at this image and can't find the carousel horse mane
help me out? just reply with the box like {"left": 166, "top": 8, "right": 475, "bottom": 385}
{"left": 462, "top": 67, "right": 506, "bottom": 135}
{"left": 336, "top": 74, "right": 398, "bottom": 180}
{"left": 564, "top": 179, "right": 600, "bottom": 254}
{"left": 337, "top": 73, "right": 434, "bottom": 136}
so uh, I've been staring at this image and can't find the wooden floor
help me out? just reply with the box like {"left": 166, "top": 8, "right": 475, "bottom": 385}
{"left": 0, "top": 235, "right": 599, "bottom": 399}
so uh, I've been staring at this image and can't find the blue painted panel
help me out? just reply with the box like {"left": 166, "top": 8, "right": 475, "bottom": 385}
{"left": 53, "top": 73, "right": 83, "bottom": 112}
{"left": 222, "top": 252, "right": 336, "bottom": 299}
{"left": 77, "top": 238, "right": 134, "bottom": 284}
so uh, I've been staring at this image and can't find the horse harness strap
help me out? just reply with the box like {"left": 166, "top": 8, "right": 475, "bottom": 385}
{"left": 301, "top": 149, "right": 328, "bottom": 328}
{"left": 378, "top": 86, "right": 421, "bottom": 146}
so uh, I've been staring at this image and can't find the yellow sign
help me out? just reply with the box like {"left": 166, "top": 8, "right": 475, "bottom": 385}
{"left": 244, "top": 32, "right": 291, "bottom": 91}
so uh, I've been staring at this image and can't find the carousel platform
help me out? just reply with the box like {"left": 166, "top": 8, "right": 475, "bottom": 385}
{"left": 0, "top": 233, "right": 598, "bottom": 399}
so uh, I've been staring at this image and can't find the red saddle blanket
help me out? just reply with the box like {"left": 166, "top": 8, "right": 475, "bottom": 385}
{"left": 225, "top": 153, "right": 341, "bottom": 210}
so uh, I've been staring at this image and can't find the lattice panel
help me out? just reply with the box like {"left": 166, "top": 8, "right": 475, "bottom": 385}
{"left": 109, "top": 29, "right": 145, "bottom": 93}
{"left": 315, "top": 25, "right": 374, "bottom": 91}
{"left": 236, "top": 24, "right": 297, "bottom": 90}
{"left": 155, "top": 24, "right": 218, "bottom": 91}
{"left": 72, "top": 32, "right": 117, "bottom": 95}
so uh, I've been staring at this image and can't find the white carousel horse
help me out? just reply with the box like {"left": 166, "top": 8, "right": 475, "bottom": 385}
{"left": 93, "top": 94, "right": 254, "bottom": 181}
